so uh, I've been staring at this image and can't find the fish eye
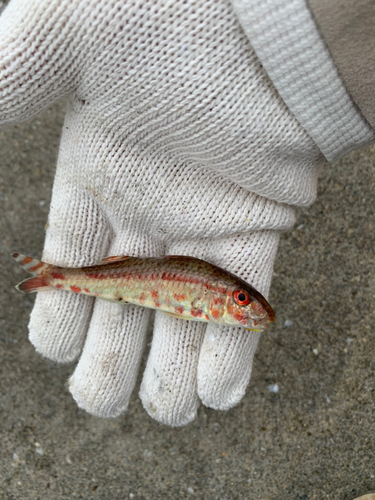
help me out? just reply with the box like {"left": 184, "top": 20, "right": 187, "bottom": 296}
{"left": 233, "top": 289, "right": 252, "bottom": 306}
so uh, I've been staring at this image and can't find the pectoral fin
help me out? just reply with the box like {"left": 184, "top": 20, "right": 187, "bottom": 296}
{"left": 164, "top": 311, "right": 192, "bottom": 320}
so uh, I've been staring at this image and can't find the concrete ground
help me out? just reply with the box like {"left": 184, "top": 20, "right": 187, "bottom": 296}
{"left": 0, "top": 101, "right": 374, "bottom": 500}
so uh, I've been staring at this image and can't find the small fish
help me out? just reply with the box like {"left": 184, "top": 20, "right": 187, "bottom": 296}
{"left": 12, "top": 253, "right": 275, "bottom": 330}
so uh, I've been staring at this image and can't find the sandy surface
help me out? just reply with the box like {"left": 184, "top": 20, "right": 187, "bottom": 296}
{"left": 0, "top": 101, "right": 374, "bottom": 500}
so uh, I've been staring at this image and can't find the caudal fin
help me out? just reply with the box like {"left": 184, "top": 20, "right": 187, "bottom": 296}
{"left": 12, "top": 253, "right": 49, "bottom": 275}
{"left": 17, "top": 276, "right": 51, "bottom": 293}
{"left": 12, "top": 253, "right": 52, "bottom": 293}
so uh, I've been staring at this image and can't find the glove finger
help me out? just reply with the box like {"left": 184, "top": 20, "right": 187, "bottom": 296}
{"left": 139, "top": 311, "right": 206, "bottom": 426}
{"left": 68, "top": 300, "right": 151, "bottom": 417}
{"left": 68, "top": 231, "right": 163, "bottom": 418}
{"left": 198, "top": 324, "right": 260, "bottom": 409}
{"left": 196, "top": 230, "right": 280, "bottom": 409}
{"left": 29, "top": 184, "right": 111, "bottom": 362}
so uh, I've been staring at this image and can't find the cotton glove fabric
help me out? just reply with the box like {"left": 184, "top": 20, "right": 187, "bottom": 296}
{"left": 0, "top": 0, "right": 324, "bottom": 425}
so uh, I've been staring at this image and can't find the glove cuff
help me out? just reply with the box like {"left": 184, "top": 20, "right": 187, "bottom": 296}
{"left": 231, "top": 0, "right": 374, "bottom": 161}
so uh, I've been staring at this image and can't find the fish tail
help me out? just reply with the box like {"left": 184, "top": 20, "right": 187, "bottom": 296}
{"left": 12, "top": 253, "right": 52, "bottom": 293}
{"left": 16, "top": 276, "right": 51, "bottom": 293}
{"left": 12, "top": 253, "right": 49, "bottom": 276}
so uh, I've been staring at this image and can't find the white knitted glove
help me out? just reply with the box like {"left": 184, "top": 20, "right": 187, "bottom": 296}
{"left": 0, "top": 0, "right": 325, "bottom": 426}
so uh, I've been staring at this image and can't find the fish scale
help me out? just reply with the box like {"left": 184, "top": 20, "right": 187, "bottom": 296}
{"left": 12, "top": 253, "right": 275, "bottom": 330}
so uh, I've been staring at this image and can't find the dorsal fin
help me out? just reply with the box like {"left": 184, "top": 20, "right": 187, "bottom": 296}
{"left": 99, "top": 255, "right": 129, "bottom": 264}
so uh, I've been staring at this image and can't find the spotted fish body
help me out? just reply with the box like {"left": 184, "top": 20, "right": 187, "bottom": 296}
{"left": 12, "top": 253, "right": 275, "bottom": 330}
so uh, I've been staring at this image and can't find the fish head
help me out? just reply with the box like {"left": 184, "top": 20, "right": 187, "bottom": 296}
{"left": 209, "top": 280, "right": 275, "bottom": 330}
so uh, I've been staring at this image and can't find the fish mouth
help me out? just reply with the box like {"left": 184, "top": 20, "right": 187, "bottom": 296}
{"left": 248, "top": 297, "right": 275, "bottom": 326}
{"left": 258, "top": 315, "right": 274, "bottom": 327}
{"left": 250, "top": 305, "right": 276, "bottom": 330}
{"left": 265, "top": 305, "right": 276, "bottom": 322}
{"left": 244, "top": 317, "right": 271, "bottom": 332}
{"left": 253, "top": 294, "right": 275, "bottom": 323}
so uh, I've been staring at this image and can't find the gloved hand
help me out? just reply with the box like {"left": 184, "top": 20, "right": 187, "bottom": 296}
{"left": 0, "top": 0, "right": 323, "bottom": 425}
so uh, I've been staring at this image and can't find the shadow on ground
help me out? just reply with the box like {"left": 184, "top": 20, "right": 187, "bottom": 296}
{"left": 0, "top": 102, "right": 374, "bottom": 500}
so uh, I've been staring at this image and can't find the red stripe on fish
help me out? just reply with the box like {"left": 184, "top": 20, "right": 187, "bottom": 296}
{"left": 51, "top": 272, "right": 65, "bottom": 280}
{"left": 161, "top": 272, "right": 209, "bottom": 287}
